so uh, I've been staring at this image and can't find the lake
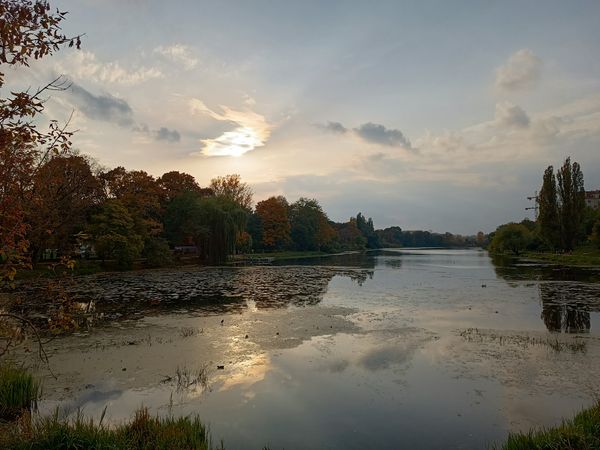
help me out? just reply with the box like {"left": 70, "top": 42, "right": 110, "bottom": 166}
{"left": 28, "top": 249, "right": 600, "bottom": 449}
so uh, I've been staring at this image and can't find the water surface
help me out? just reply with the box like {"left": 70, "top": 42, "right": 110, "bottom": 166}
{"left": 28, "top": 249, "right": 600, "bottom": 449}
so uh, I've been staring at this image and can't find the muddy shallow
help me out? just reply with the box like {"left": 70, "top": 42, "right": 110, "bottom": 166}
{"left": 15, "top": 249, "right": 600, "bottom": 449}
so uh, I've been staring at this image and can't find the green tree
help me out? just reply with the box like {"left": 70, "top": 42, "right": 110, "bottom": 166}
{"left": 289, "top": 198, "right": 335, "bottom": 251}
{"left": 164, "top": 192, "right": 247, "bottom": 264}
{"left": 556, "top": 157, "right": 585, "bottom": 251}
{"left": 88, "top": 200, "right": 143, "bottom": 270}
{"left": 489, "top": 223, "right": 532, "bottom": 255}
{"left": 538, "top": 166, "right": 560, "bottom": 249}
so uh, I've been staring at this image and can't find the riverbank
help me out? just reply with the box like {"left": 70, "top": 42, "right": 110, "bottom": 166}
{"left": 523, "top": 247, "right": 600, "bottom": 267}
{"left": 497, "top": 401, "right": 600, "bottom": 449}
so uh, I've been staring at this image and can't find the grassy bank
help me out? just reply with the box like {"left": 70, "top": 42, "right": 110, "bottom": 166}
{"left": 0, "top": 365, "right": 41, "bottom": 421}
{"left": 497, "top": 402, "right": 600, "bottom": 449}
{"left": 523, "top": 246, "right": 600, "bottom": 267}
{"left": 0, "top": 408, "right": 221, "bottom": 450}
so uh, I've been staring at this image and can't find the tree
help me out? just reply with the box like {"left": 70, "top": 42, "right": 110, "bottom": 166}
{"left": 488, "top": 223, "right": 532, "bottom": 255}
{"left": 164, "top": 192, "right": 247, "bottom": 264}
{"left": 0, "top": 0, "right": 81, "bottom": 283}
{"left": 27, "top": 155, "right": 103, "bottom": 260}
{"left": 193, "top": 196, "right": 248, "bottom": 264}
{"left": 88, "top": 200, "right": 143, "bottom": 270}
{"left": 157, "top": 171, "right": 207, "bottom": 205}
{"left": 255, "top": 196, "right": 291, "bottom": 250}
{"left": 100, "top": 167, "right": 163, "bottom": 241}
{"left": 289, "top": 198, "right": 335, "bottom": 251}
{"left": 355, "top": 212, "right": 380, "bottom": 248}
{"left": 209, "top": 174, "right": 253, "bottom": 210}
{"left": 556, "top": 157, "right": 585, "bottom": 251}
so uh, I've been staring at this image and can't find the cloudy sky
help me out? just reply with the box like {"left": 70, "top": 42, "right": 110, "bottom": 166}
{"left": 9, "top": 0, "right": 600, "bottom": 233}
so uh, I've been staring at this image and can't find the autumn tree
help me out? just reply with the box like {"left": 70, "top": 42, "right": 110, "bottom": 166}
{"left": 157, "top": 170, "right": 209, "bottom": 205}
{"left": 27, "top": 154, "right": 103, "bottom": 260}
{"left": 0, "top": 0, "right": 81, "bottom": 283}
{"left": 556, "top": 157, "right": 585, "bottom": 251}
{"left": 255, "top": 196, "right": 291, "bottom": 250}
{"left": 210, "top": 174, "right": 253, "bottom": 210}
{"left": 100, "top": 167, "right": 163, "bottom": 239}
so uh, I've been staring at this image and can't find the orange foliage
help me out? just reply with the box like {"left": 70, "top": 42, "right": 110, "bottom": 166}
{"left": 255, "top": 196, "right": 291, "bottom": 250}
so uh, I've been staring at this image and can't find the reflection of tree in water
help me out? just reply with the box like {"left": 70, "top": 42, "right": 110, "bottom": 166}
{"left": 233, "top": 267, "right": 374, "bottom": 307}
{"left": 490, "top": 256, "right": 600, "bottom": 333}
{"left": 490, "top": 254, "right": 600, "bottom": 283}
{"left": 539, "top": 283, "right": 593, "bottom": 333}
{"left": 15, "top": 266, "right": 375, "bottom": 324}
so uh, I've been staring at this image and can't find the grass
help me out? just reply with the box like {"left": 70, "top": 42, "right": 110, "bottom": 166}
{"left": 0, "top": 364, "right": 41, "bottom": 421}
{"left": 459, "top": 328, "right": 587, "bottom": 353}
{"left": 497, "top": 401, "right": 600, "bottom": 449}
{"left": 523, "top": 246, "right": 600, "bottom": 267}
{"left": 0, "top": 407, "right": 222, "bottom": 450}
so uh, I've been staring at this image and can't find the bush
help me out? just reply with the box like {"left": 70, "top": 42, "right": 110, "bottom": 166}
{"left": 142, "top": 238, "right": 173, "bottom": 268}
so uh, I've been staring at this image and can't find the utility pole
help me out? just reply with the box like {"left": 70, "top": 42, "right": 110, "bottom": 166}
{"left": 526, "top": 191, "right": 539, "bottom": 220}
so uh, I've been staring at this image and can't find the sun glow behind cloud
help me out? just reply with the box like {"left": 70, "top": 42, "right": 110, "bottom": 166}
{"left": 190, "top": 99, "right": 271, "bottom": 157}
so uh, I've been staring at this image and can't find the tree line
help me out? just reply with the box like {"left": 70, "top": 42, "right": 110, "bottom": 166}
{"left": 4, "top": 150, "right": 480, "bottom": 271}
{"left": 489, "top": 157, "right": 600, "bottom": 255}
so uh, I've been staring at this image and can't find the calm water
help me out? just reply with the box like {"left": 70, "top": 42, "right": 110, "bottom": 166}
{"left": 31, "top": 249, "right": 600, "bottom": 449}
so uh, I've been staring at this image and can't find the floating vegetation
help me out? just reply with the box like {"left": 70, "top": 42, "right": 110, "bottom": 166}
{"left": 458, "top": 328, "right": 588, "bottom": 353}
{"left": 179, "top": 327, "right": 201, "bottom": 338}
{"left": 161, "top": 365, "right": 209, "bottom": 392}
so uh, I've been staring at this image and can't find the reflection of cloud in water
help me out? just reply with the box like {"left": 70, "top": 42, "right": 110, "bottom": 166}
{"left": 57, "top": 387, "right": 123, "bottom": 418}
{"left": 358, "top": 345, "right": 415, "bottom": 371}
{"left": 218, "top": 353, "right": 270, "bottom": 392}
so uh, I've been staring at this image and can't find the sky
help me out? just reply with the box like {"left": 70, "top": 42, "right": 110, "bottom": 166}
{"left": 8, "top": 0, "right": 600, "bottom": 234}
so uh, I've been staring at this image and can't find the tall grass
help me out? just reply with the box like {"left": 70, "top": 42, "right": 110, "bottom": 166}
{"left": 497, "top": 401, "right": 600, "bottom": 449}
{"left": 1, "top": 407, "right": 223, "bottom": 450}
{"left": 0, "top": 364, "right": 41, "bottom": 420}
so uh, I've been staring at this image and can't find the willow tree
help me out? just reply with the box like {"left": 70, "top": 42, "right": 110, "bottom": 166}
{"left": 194, "top": 196, "right": 247, "bottom": 264}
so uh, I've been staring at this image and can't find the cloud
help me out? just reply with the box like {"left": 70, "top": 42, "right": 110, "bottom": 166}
{"left": 354, "top": 122, "right": 412, "bottom": 149}
{"left": 154, "top": 44, "right": 198, "bottom": 70}
{"left": 57, "top": 51, "right": 163, "bottom": 85}
{"left": 155, "top": 127, "right": 181, "bottom": 143}
{"left": 495, "top": 102, "right": 531, "bottom": 128}
{"left": 316, "top": 121, "right": 348, "bottom": 134}
{"left": 189, "top": 98, "right": 272, "bottom": 157}
{"left": 495, "top": 49, "right": 542, "bottom": 91}
{"left": 69, "top": 83, "right": 134, "bottom": 127}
